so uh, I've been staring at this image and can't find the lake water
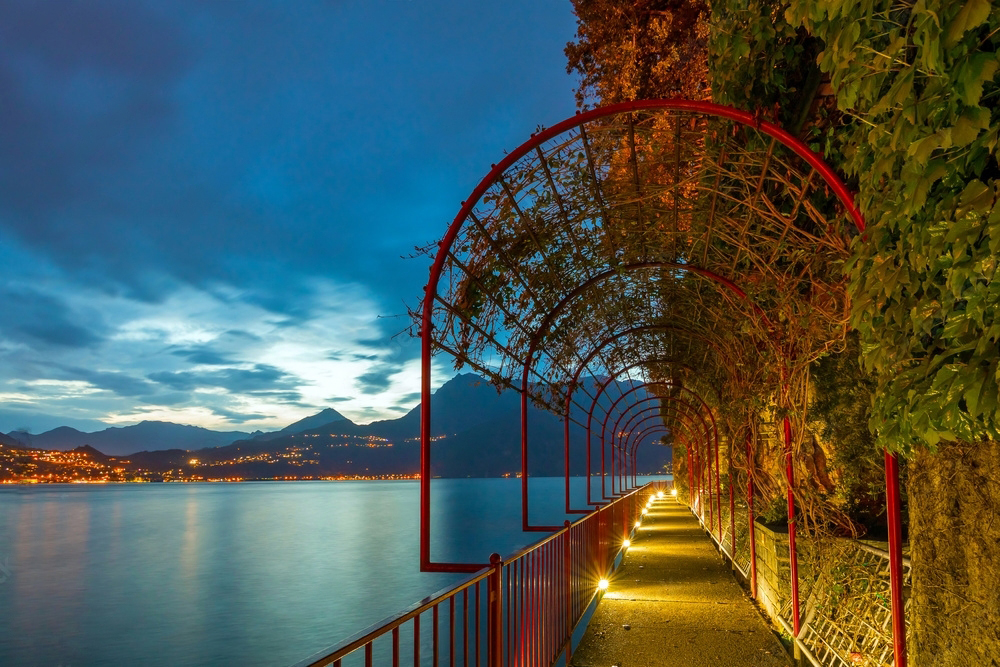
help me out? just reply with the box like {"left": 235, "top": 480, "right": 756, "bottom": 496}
{"left": 0, "top": 477, "right": 666, "bottom": 667}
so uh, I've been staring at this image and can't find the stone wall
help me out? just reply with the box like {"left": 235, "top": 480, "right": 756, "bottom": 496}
{"left": 752, "top": 522, "right": 792, "bottom": 627}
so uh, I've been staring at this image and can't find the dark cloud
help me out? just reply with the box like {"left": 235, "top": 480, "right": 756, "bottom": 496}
{"left": 170, "top": 347, "right": 234, "bottom": 366}
{"left": 147, "top": 392, "right": 191, "bottom": 406}
{"left": 355, "top": 363, "right": 403, "bottom": 395}
{"left": 327, "top": 396, "right": 352, "bottom": 403}
{"left": 0, "top": 288, "right": 105, "bottom": 349}
{"left": 0, "top": 0, "right": 189, "bottom": 219}
{"left": 244, "top": 389, "right": 308, "bottom": 407}
{"left": 0, "top": 0, "right": 577, "bottom": 428}
{"left": 354, "top": 337, "right": 388, "bottom": 347}
{"left": 210, "top": 407, "right": 273, "bottom": 424}
{"left": 146, "top": 364, "right": 298, "bottom": 393}
{"left": 55, "top": 365, "right": 156, "bottom": 397}
{"left": 147, "top": 364, "right": 298, "bottom": 393}
{"left": 396, "top": 392, "right": 422, "bottom": 405}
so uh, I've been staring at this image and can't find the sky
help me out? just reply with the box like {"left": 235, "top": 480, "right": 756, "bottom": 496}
{"left": 0, "top": 0, "right": 580, "bottom": 433}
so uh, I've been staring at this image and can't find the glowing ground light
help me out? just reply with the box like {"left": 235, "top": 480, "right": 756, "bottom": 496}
{"left": 634, "top": 521, "right": 641, "bottom": 528}
{"left": 622, "top": 539, "right": 631, "bottom": 548}
{"left": 597, "top": 579, "right": 609, "bottom": 591}
{"left": 641, "top": 508, "right": 648, "bottom": 515}
{"left": 657, "top": 490, "right": 664, "bottom": 498}
{"left": 671, "top": 488, "right": 678, "bottom": 497}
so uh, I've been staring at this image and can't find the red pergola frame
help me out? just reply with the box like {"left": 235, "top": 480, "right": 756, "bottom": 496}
{"left": 418, "top": 99, "right": 905, "bottom": 667}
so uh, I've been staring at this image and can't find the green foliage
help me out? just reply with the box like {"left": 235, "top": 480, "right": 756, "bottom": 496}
{"left": 708, "top": 0, "right": 824, "bottom": 130}
{"left": 712, "top": 0, "right": 1000, "bottom": 454}
{"left": 792, "top": 0, "right": 1000, "bottom": 453}
{"left": 809, "top": 333, "right": 886, "bottom": 522}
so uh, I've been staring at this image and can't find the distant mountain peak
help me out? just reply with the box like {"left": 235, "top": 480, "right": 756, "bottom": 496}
{"left": 280, "top": 408, "right": 353, "bottom": 434}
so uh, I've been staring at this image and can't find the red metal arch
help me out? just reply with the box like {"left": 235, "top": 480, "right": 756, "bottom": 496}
{"left": 421, "top": 99, "right": 864, "bottom": 567}
{"left": 515, "top": 261, "right": 762, "bottom": 530}
{"left": 599, "top": 385, "right": 717, "bottom": 494}
{"left": 610, "top": 392, "right": 718, "bottom": 532}
{"left": 416, "top": 99, "right": 904, "bottom": 667}
{"left": 579, "top": 355, "right": 722, "bottom": 510}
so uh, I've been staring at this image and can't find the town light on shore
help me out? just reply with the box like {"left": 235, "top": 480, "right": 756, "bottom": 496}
{"left": 597, "top": 578, "right": 609, "bottom": 591}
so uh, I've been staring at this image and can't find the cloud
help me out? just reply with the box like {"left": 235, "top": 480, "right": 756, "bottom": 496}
{"left": 170, "top": 347, "right": 234, "bottom": 365}
{"left": 0, "top": 287, "right": 105, "bottom": 349}
{"left": 55, "top": 366, "right": 157, "bottom": 397}
{"left": 0, "top": 0, "right": 579, "bottom": 432}
{"left": 148, "top": 364, "right": 297, "bottom": 393}
{"left": 355, "top": 362, "right": 404, "bottom": 395}
{"left": 209, "top": 406, "right": 273, "bottom": 424}
{"left": 396, "top": 391, "right": 422, "bottom": 405}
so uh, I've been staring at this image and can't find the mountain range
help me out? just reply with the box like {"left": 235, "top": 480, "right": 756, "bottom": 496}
{"left": 3, "top": 374, "right": 672, "bottom": 478}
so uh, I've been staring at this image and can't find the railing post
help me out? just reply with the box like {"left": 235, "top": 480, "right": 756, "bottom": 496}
{"left": 728, "top": 441, "right": 736, "bottom": 563}
{"left": 747, "top": 433, "right": 758, "bottom": 599}
{"left": 884, "top": 450, "right": 907, "bottom": 667}
{"left": 563, "top": 520, "right": 572, "bottom": 665}
{"left": 488, "top": 552, "right": 503, "bottom": 667}
{"left": 783, "top": 415, "right": 802, "bottom": 654}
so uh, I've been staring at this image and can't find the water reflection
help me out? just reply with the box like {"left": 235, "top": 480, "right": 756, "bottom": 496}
{"left": 0, "top": 478, "right": 667, "bottom": 666}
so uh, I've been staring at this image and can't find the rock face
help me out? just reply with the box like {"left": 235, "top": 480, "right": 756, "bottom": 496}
{"left": 909, "top": 440, "right": 1000, "bottom": 666}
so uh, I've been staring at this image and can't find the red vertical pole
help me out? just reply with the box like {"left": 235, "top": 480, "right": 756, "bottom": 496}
{"left": 563, "top": 520, "right": 572, "bottom": 666}
{"left": 783, "top": 415, "right": 801, "bottom": 636}
{"left": 564, "top": 404, "right": 571, "bottom": 513}
{"left": 728, "top": 443, "right": 736, "bottom": 559}
{"left": 885, "top": 450, "right": 907, "bottom": 667}
{"left": 488, "top": 553, "right": 502, "bottom": 667}
{"left": 686, "top": 444, "right": 695, "bottom": 507}
{"left": 610, "top": 430, "right": 617, "bottom": 496}
{"left": 420, "top": 311, "right": 433, "bottom": 570}
{"left": 714, "top": 429, "right": 723, "bottom": 541}
{"left": 600, "top": 418, "right": 608, "bottom": 500}
{"left": 746, "top": 433, "right": 758, "bottom": 599}
{"left": 632, "top": 452, "right": 638, "bottom": 487}
{"left": 586, "top": 407, "right": 594, "bottom": 507}
{"left": 521, "top": 393, "right": 529, "bottom": 531}
{"left": 705, "top": 435, "right": 713, "bottom": 531}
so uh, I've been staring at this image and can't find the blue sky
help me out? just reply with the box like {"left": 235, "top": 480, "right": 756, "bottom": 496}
{"left": 0, "top": 0, "right": 579, "bottom": 433}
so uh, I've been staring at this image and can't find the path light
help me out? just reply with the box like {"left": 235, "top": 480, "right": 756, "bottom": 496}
{"left": 634, "top": 520, "right": 641, "bottom": 528}
{"left": 597, "top": 578, "right": 609, "bottom": 592}
{"left": 622, "top": 539, "right": 631, "bottom": 549}
{"left": 657, "top": 490, "right": 664, "bottom": 498}
{"left": 671, "top": 489, "right": 678, "bottom": 497}
{"left": 641, "top": 508, "right": 648, "bottom": 515}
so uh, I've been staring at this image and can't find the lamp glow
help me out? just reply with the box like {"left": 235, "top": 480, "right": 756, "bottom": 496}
{"left": 641, "top": 508, "right": 648, "bottom": 515}
{"left": 657, "top": 490, "right": 664, "bottom": 498}
{"left": 623, "top": 539, "right": 631, "bottom": 548}
{"left": 597, "top": 578, "right": 609, "bottom": 591}
{"left": 671, "top": 488, "right": 678, "bottom": 497}
{"left": 634, "top": 520, "right": 641, "bottom": 528}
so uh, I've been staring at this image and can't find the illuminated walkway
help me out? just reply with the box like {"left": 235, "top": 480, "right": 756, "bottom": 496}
{"left": 571, "top": 499, "right": 790, "bottom": 667}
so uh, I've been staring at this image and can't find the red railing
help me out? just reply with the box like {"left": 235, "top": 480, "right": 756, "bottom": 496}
{"left": 292, "top": 483, "right": 663, "bottom": 667}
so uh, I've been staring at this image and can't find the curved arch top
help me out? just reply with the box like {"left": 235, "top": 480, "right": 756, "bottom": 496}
{"left": 418, "top": 99, "right": 868, "bottom": 571}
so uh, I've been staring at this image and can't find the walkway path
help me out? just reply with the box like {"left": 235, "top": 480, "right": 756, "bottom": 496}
{"left": 570, "top": 498, "right": 791, "bottom": 667}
